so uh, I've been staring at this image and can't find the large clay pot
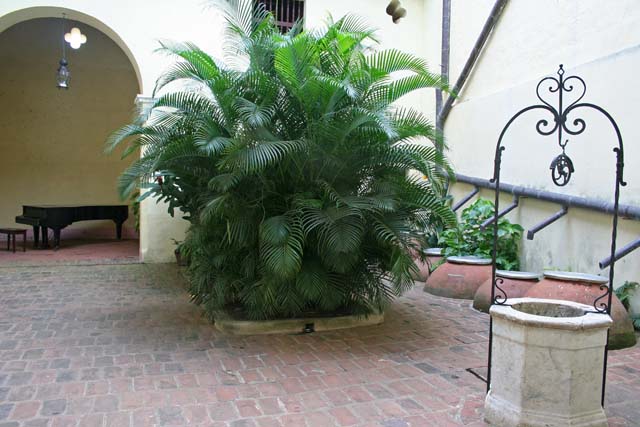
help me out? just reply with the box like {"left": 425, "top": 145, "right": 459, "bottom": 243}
{"left": 473, "top": 270, "right": 540, "bottom": 313}
{"left": 412, "top": 248, "right": 444, "bottom": 282}
{"left": 424, "top": 256, "right": 492, "bottom": 299}
{"left": 525, "top": 271, "right": 637, "bottom": 350}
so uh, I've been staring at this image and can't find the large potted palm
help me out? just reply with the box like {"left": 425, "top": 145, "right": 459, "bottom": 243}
{"left": 107, "top": 0, "right": 454, "bottom": 330}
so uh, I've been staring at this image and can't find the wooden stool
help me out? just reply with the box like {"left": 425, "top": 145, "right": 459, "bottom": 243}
{"left": 0, "top": 228, "right": 27, "bottom": 253}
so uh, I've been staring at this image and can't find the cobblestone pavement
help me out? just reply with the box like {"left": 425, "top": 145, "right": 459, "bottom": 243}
{"left": 0, "top": 263, "right": 638, "bottom": 427}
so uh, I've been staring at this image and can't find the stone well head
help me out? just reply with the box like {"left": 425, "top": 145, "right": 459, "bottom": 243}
{"left": 486, "top": 298, "right": 612, "bottom": 427}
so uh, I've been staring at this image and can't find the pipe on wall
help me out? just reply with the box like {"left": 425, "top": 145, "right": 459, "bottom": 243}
{"left": 435, "top": 0, "right": 451, "bottom": 132}
{"left": 455, "top": 174, "right": 640, "bottom": 220}
{"left": 437, "top": 0, "right": 509, "bottom": 126}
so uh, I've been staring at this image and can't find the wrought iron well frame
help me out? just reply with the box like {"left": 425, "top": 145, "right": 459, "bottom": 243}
{"left": 486, "top": 64, "right": 626, "bottom": 406}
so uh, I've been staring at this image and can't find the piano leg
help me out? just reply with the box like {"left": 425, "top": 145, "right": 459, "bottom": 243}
{"left": 33, "top": 226, "right": 40, "bottom": 249}
{"left": 53, "top": 229, "right": 61, "bottom": 250}
{"left": 42, "top": 226, "right": 49, "bottom": 248}
{"left": 115, "top": 220, "right": 124, "bottom": 240}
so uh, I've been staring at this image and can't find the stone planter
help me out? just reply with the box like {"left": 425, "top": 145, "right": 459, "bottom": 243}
{"left": 412, "top": 248, "right": 444, "bottom": 282}
{"left": 473, "top": 270, "right": 540, "bottom": 313}
{"left": 424, "top": 256, "right": 492, "bottom": 299}
{"left": 525, "top": 271, "right": 637, "bottom": 349}
{"left": 213, "top": 310, "right": 384, "bottom": 335}
{"left": 486, "top": 298, "right": 611, "bottom": 427}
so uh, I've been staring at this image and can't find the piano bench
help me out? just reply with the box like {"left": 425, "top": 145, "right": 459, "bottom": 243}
{"left": 0, "top": 228, "right": 27, "bottom": 253}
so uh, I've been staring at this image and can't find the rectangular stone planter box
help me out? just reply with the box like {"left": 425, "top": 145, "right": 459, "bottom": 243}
{"left": 214, "top": 310, "right": 384, "bottom": 335}
{"left": 485, "top": 298, "right": 612, "bottom": 427}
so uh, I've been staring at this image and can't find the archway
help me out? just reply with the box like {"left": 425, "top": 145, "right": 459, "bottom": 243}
{"left": 0, "top": 6, "right": 143, "bottom": 92}
{"left": 0, "top": 11, "right": 142, "bottom": 263}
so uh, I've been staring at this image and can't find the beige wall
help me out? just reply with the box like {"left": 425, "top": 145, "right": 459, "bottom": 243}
{"left": 0, "top": 1, "right": 227, "bottom": 96}
{"left": 0, "top": 1, "right": 223, "bottom": 262}
{"left": 2, "top": 0, "right": 637, "bottom": 294}
{"left": 439, "top": 0, "right": 640, "bottom": 312}
{"left": 135, "top": 96, "right": 191, "bottom": 263}
{"left": 306, "top": 0, "right": 437, "bottom": 117}
{"left": 309, "top": 0, "right": 640, "bottom": 311}
{"left": 0, "top": 18, "right": 139, "bottom": 240}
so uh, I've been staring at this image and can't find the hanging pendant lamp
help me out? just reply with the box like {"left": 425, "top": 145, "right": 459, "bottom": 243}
{"left": 56, "top": 14, "right": 70, "bottom": 89}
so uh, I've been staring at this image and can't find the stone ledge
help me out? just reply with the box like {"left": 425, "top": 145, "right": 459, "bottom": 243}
{"left": 213, "top": 311, "right": 384, "bottom": 335}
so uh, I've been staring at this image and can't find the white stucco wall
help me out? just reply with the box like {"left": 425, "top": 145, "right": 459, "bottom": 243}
{"left": 440, "top": 0, "right": 640, "bottom": 312}
{"left": 309, "top": 0, "right": 640, "bottom": 312}
{"left": 0, "top": 1, "right": 227, "bottom": 95}
{"left": 305, "top": 0, "right": 435, "bottom": 118}
{"left": 3, "top": 0, "right": 638, "bottom": 299}
{"left": 0, "top": 0, "right": 227, "bottom": 262}
{"left": 0, "top": 18, "right": 139, "bottom": 241}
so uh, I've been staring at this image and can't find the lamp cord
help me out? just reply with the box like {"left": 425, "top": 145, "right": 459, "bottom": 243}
{"left": 61, "top": 13, "right": 66, "bottom": 60}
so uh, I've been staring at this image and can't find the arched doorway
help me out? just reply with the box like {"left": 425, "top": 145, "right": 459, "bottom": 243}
{"left": 0, "top": 12, "right": 142, "bottom": 263}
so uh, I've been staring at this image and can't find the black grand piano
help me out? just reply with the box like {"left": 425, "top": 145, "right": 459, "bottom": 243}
{"left": 16, "top": 205, "right": 128, "bottom": 249}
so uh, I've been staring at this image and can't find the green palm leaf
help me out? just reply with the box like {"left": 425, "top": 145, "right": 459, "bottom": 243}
{"left": 259, "top": 215, "right": 304, "bottom": 279}
{"left": 219, "top": 138, "right": 306, "bottom": 174}
{"left": 107, "top": 3, "right": 455, "bottom": 320}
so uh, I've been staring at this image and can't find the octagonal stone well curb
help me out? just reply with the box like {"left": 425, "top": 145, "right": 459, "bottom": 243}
{"left": 213, "top": 310, "right": 384, "bottom": 335}
{"left": 485, "top": 297, "right": 611, "bottom": 427}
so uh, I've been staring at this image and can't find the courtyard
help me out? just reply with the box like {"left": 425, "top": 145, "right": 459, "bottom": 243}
{"left": 0, "top": 262, "right": 637, "bottom": 427}
{"left": 0, "top": 1, "right": 639, "bottom": 426}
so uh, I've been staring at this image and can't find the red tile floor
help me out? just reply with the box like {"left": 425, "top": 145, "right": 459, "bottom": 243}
{"left": 0, "top": 260, "right": 638, "bottom": 426}
{"left": 0, "top": 239, "right": 139, "bottom": 267}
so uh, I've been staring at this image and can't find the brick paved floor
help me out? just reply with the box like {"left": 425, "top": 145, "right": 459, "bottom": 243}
{"left": 0, "top": 240, "right": 139, "bottom": 267}
{"left": 0, "top": 263, "right": 638, "bottom": 427}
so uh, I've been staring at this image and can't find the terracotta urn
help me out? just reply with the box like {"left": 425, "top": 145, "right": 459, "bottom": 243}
{"left": 525, "top": 271, "right": 637, "bottom": 349}
{"left": 412, "top": 248, "right": 444, "bottom": 282}
{"left": 473, "top": 270, "right": 540, "bottom": 313}
{"left": 424, "top": 255, "right": 492, "bottom": 299}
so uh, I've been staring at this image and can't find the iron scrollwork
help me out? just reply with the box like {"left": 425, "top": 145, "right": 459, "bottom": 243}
{"left": 488, "top": 64, "right": 624, "bottom": 313}
{"left": 486, "top": 65, "right": 626, "bottom": 404}
{"left": 533, "top": 65, "right": 589, "bottom": 186}
{"left": 492, "top": 277, "right": 507, "bottom": 305}
{"left": 593, "top": 284, "right": 611, "bottom": 314}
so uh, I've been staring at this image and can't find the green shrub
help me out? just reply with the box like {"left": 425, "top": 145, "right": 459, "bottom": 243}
{"left": 107, "top": 0, "right": 454, "bottom": 320}
{"left": 439, "top": 198, "right": 523, "bottom": 270}
{"left": 615, "top": 281, "right": 640, "bottom": 330}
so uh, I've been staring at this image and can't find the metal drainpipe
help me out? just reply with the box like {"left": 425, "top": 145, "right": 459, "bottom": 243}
{"left": 435, "top": 0, "right": 451, "bottom": 134}
{"left": 437, "top": 0, "right": 509, "bottom": 127}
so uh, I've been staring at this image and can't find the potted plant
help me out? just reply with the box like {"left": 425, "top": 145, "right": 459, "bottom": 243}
{"left": 411, "top": 218, "right": 448, "bottom": 282}
{"left": 172, "top": 239, "right": 189, "bottom": 267}
{"left": 425, "top": 198, "right": 524, "bottom": 299}
{"left": 107, "top": 1, "right": 455, "bottom": 326}
{"left": 439, "top": 198, "right": 523, "bottom": 270}
{"left": 615, "top": 281, "right": 640, "bottom": 329}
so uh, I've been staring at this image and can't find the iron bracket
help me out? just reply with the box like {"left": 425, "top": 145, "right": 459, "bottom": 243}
{"left": 481, "top": 195, "right": 519, "bottom": 230}
{"left": 599, "top": 236, "right": 640, "bottom": 269}
{"left": 526, "top": 206, "right": 569, "bottom": 240}
{"left": 452, "top": 186, "right": 479, "bottom": 212}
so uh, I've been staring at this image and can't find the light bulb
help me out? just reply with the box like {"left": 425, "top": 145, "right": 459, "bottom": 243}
{"left": 64, "top": 27, "right": 87, "bottom": 49}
